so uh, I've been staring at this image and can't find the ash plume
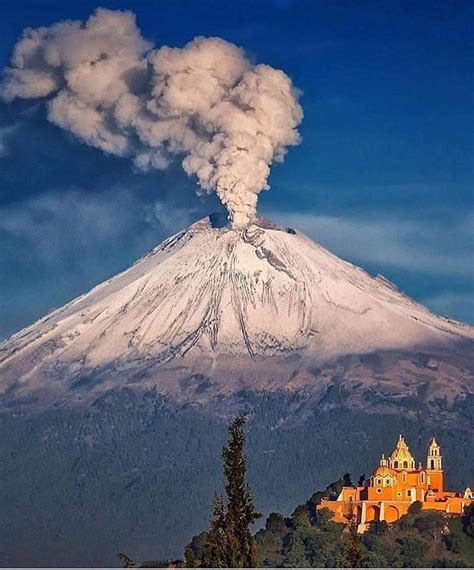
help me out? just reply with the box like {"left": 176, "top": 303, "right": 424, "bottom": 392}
{"left": 0, "top": 8, "right": 303, "bottom": 228}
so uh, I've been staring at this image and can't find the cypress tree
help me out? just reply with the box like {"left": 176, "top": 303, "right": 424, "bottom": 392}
{"left": 202, "top": 414, "right": 261, "bottom": 567}
{"left": 223, "top": 414, "right": 261, "bottom": 567}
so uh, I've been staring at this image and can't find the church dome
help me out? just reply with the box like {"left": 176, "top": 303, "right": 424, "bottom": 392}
{"left": 372, "top": 465, "right": 396, "bottom": 477}
{"left": 371, "top": 465, "right": 396, "bottom": 487}
{"left": 389, "top": 434, "right": 416, "bottom": 469}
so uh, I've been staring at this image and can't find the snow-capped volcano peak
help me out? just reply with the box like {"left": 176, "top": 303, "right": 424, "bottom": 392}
{"left": 0, "top": 215, "right": 472, "bottom": 403}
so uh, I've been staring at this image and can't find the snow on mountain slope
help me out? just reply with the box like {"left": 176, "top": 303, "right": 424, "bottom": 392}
{"left": 0, "top": 215, "right": 472, "bottom": 404}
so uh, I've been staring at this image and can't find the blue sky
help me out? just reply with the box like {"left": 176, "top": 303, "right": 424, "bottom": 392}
{"left": 0, "top": 0, "right": 473, "bottom": 339}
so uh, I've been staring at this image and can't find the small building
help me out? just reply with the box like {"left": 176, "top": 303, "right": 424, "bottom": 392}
{"left": 317, "top": 434, "right": 474, "bottom": 532}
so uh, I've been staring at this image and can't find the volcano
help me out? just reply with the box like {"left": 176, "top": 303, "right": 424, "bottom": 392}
{"left": 0, "top": 215, "right": 473, "bottom": 567}
{"left": 0, "top": 215, "right": 472, "bottom": 408}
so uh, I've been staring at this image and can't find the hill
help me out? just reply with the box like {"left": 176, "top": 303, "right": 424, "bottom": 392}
{"left": 251, "top": 478, "right": 474, "bottom": 567}
{"left": 183, "top": 477, "right": 474, "bottom": 567}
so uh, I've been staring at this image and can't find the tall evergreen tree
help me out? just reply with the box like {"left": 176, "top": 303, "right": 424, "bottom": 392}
{"left": 223, "top": 414, "right": 261, "bottom": 567}
{"left": 202, "top": 414, "right": 261, "bottom": 567}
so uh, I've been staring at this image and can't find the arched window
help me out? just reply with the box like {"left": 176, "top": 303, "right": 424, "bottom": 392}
{"left": 420, "top": 472, "right": 425, "bottom": 483}
{"left": 394, "top": 461, "right": 399, "bottom": 469}
{"left": 376, "top": 478, "right": 382, "bottom": 485}
{"left": 402, "top": 472, "right": 407, "bottom": 483}
{"left": 430, "top": 459, "right": 435, "bottom": 469}
{"left": 403, "top": 461, "right": 408, "bottom": 469}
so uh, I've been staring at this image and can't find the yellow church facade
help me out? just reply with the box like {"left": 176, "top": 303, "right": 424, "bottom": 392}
{"left": 318, "top": 435, "right": 474, "bottom": 532}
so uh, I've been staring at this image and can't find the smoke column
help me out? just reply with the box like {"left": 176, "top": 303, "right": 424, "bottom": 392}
{"left": 1, "top": 8, "right": 303, "bottom": 228}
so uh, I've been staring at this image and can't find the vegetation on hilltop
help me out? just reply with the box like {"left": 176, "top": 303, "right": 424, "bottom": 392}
{"left": 252, "top": 497, "right": 474, "bottom": 567}
{"left": 181, "top": 484, "right": 474, "bottom": 568}
{"left": 182, "top": 417, "right": 474, "bottom": 568}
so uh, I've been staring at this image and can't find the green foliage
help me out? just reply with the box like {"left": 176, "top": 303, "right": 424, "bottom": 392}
{"left": 334, "top": 518, "right": 365, "bottom": 568}
{"left": 462, "top": 504, "right": 474, "bottom": 538}
{"left": 253, "top": 481, "right": 474, "bottom": 568}
{"left": 291, "top": 505, "right": 311, "bottom": 529}
{"left": 397, "top": 535, "right": 429, "bottom": 567}
{"left": 193, "top": 415, "right": 261, "bottom": 568}
{"left": 265, "top": 513, "right": 288, "bottom": 534}
{"left": 368, "top": 520, "right": 389, "bottom": 535}
{"left": 183, "top": 545, "right": 196, "bottom": 568}
{"left": 408, "top": 500, "right": 423, "bottom": 515}
{"left": 201, "top": 495, "right": 227, "bottom": 567}
{"left": 254, "top": 480, "right": 350, "bottom": 568}
{"left": 413, "top": 511, "right": 447, "bottom": 542}
{"left": 118, "top": 552, "right": 136, "bottom": 568}
{"left": 448, "top": 517, "right": 474, "bottom": 566}
{"left": 282, "top": 534, "right": 309, "bottom": 567}
{"left": 186, "top": 532, "right": 207, "bottom": 564}
{"left": 220, "top": 415, "right": 262, "bottom": 567}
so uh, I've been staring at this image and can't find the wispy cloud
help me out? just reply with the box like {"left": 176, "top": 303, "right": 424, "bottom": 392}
{"left": 0, "top": 124, "right": 18, "bottom": 157}
{"left": 0, "top": 188, "right": 207, "bottom": 339}
{"left": 423, "top": 292, "right": 474, "bottom": 324}
{"left": 268, "top": 210, "right": 473, "bottom": 278}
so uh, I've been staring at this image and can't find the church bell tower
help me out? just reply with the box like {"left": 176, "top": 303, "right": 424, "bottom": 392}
{"left": 426, "top": 437, "right": 443, "bottom": 491}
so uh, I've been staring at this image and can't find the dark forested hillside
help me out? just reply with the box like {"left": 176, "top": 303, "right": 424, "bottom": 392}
{"left": 0, "top": 388, "right": 473, "bottom": 566}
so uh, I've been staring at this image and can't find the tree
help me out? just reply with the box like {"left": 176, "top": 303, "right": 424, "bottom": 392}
{"left": 117, "top": 553, "right": 136, "bottom": 568}
{"left": 201, "top": 414, "right": 262, "bottom": 568}
{"left": 283, "top": 533, "right": 308, "bottom": 567}
{"left": 408, "top": 500, "right": 423, "bottom": 515}
{"left": 291, "top": 505, "right": 311, "bottom": 529}
{"left": 184, "top": 545, "right": 197, "bottom": 568}
{"left": 345, "top": 517, "right": 364, "bottom": 568}
{"left": 357, "top": 473, "right": 366, "bottom": 487}
{"left": 265, "top": 512, "right": 288, "bottom": 534}
{"left": 201, "top": 495, "right": 226, "bottom": 567}
{"left": 335, "top": 516, "right": 364, "bottom": 567}
{"left": 462, "top": 504, "right": 474, "bottom": 538}
{"left": 343, "top": 473, "right": 353, "bottom": 487}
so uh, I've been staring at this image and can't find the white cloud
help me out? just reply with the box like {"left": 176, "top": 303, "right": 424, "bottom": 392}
{"left": 0, "top": 189, "right": 200, "bottom": 268}
{"left": 268, "top": 211, "right": 474, "bottom": 278}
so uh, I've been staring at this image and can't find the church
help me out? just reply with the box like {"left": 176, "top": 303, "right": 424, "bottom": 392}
{"left": 318, "top": 435, "right": 474, "bottom": 532}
